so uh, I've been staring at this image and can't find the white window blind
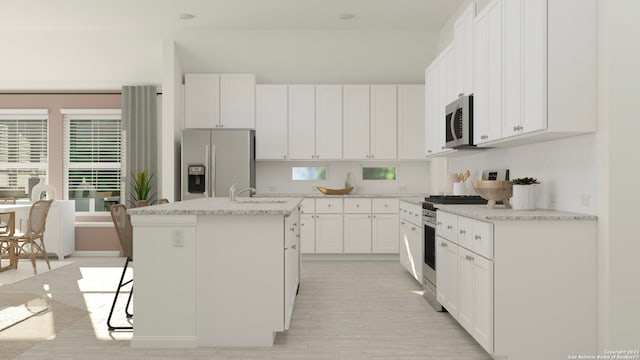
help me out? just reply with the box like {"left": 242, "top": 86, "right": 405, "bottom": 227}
{"left": 0, "top": 110, "right": 48, "bottom": 195}
{"left": 63, "top": 110, "right": 123, "bottom": 213}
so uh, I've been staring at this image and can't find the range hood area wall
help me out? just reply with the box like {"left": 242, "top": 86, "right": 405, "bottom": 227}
{"left": 446, "top": 133, "right": 597, "bottom": 215}
{"left": 256, "top": 161, "right": 429, "bottom": 195}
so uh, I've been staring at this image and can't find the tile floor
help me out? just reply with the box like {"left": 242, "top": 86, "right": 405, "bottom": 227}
{"left": 1, "top": 257, "right": 491, "bottom": 360}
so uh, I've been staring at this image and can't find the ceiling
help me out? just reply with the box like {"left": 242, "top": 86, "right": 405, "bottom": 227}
{"left": 0, "top": 0, "right": 465, "bottom": 32}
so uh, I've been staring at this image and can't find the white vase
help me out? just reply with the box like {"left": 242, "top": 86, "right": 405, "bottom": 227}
{"left": 453, "top": 182, "right": 466, "bottom": 196}
{"left": 511, "top": 184, "right": 536, "bottom": 210}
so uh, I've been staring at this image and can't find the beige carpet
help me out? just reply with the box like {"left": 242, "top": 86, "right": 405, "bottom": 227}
{"left": 0, "top": 260, "right": 72, "bottom": 286}
{"left": 0, "top": 293, "right": 89, "bottom": 360}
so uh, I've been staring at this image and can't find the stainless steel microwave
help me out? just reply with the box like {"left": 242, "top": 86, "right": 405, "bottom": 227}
{"left": 445, "top": 94, "right": 474, "bottom": 149}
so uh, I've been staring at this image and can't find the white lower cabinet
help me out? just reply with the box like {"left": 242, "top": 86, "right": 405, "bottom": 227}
{"left": 300, "top": 214, "right": 316, "bottom": 254}
{"left": 437, "top": 210, "right": 596, "bottom": 358}
{"left": 371, "top": 214, "right": 399, "bottom": 253}
{"left": 436, "top": 237, "right": 458, "bottom": 319}
{"left": 284, "top": 210, "right": 300, "bottom": 330}
{"left": 344, "top": 214, "right": 372, "bottom": 253}
{"left": 315, "top": 214, "right": 343, "bottom": 253}
{"left": 399, "top": 201, "right": 422, "bottom": 282}
{"left": 472, "top": 252, "right": 493, "bottom": 353}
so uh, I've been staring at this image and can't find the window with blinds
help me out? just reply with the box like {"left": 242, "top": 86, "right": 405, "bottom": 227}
{"left": 0, "top": 110, "right": 48, "bottom": 197}
{"left": 63, "top": 110, "right": 123, "bottom": 213}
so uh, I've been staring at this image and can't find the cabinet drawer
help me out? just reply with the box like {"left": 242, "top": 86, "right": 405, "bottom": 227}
{"left": 400, "top": 202, "right": 420, "bottom": 224}
{"left": 437, "top": 211, "right": 458, "bottom": 240}
{"left": 372, "top": 198, "right": 399, "bottom": 213}
{"left": 344, "top": 198, "right": 372, "bottom": 213}
{"left": 472, "top": 220, "right": 493, "bottom": 260}
{"left": 315, "top": 198, "right": 343, "bottom": 213}
{"left": 300, "top": 198, "right": 315, "bottom": 214}
{"left": 457, "top": 216, "right": 473, "bottom": 249}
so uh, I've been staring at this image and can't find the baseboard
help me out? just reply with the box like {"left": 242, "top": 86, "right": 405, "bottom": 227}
{"left": 302, "top": 254, "right": 399, "bottom": 261}
{"left": 131, "top": 335, "right": 198, "bottom": 349}
{"left": 72, "top": 251, "right": 121, "bottom": 257}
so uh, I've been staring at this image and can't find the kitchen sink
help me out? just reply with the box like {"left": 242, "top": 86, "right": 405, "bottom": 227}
{"left": 234, "top": 199, "right": 288, "bottom": 204}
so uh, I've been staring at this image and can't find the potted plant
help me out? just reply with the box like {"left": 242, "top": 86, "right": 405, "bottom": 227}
{"left": 130, "top": 170, "right": 155, "bottom": 207}
{"left": 510, "top": 177, "right": 540, "bottom": 210}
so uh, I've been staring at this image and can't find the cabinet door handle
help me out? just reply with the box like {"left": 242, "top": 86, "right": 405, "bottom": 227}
{"left": 459, "top": 229, "right": 466, "bottom": 234}
{"left": 292, "top": 244, "right": 297, "bottom": 250}
{"left": 401, "top": 221, "right": 406, "bottom": 225}
{"left": 466, "top": 254, "right": 474, "bottom": 261}
{"left": 411, "top": 227, "right": 416, "bottom": 231}
{"left": 474, "top": 235, "right": 481, "bottom": 240}
{"left": 436, "top": 221, "right": 442, "bottom": 226}
{"left": 283, "top": 155, "right": 287, "bottom": 159}
{"left": 447, "top": 225, "right": 452, "bottom": 230}
{"left": 427, "top": 150, "right": 432, "bottom": 154}
{"left": 290, "top": 227, "right": 295, "bottom": 231}
{"left": 373, "top": 215, "right": 376, "bottom": 218}
{"left": 440, "top": 242, "right": 448, "bottom": 247}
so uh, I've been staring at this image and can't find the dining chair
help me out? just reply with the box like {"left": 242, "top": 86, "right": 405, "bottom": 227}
{"left": 0, "top": 211, "right": 17, "bottom": 271}
{"left": 10, "top": 200, "right": 53, "bottom": 274}
{"left": 108, "top": 204, "right": 134, "bottom": 331}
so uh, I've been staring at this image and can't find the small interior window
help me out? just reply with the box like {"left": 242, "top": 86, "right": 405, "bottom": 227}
{"left": 291, "top": 167, "right": 327, "bottom": 181}
{"left": 362, "top": 167, "right": 396, "bottom": 181}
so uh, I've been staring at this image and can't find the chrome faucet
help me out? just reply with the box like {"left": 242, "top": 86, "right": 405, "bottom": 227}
{"left": 229, "top": 182, "right": 255, "bottom": 201}
{"left": 237, "top": 187, "right": 256, "bottom": 198}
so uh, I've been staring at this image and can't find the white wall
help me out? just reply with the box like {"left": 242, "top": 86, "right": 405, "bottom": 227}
{"left": 174, "top": 30, "right": 437, "bottom": 84}
{"left": 0, "top": 31, "right": 163, "bottom": 89}
{"left": 256, "top": 161, "right": 429, "bottom": 195}
{"left": 447, "top": 134, "right": 597, "bottom": 214}
{"left": 597, "top": 0, "right": 640, "bottom": 350}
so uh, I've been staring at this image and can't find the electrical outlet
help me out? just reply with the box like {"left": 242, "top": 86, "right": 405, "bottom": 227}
{"left": 172, "top": 230, "right": 184, "bottom": 247}
{"left": 581, "top": 194, "right": 591, "bottom": 206}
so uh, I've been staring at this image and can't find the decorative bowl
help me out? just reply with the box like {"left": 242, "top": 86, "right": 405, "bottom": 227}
{"left": 472, "top": 180, "right": 513, "bottom": 209}
{"left": 316, "top": 186, "right": 354, "bottom": 195}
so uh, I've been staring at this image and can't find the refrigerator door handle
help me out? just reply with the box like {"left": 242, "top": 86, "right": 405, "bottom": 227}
{"left": 204, "top": 144, "right": 210, "bottom": 197}
{"left": 210, "top": 144, "right": 216, "bottom": 197}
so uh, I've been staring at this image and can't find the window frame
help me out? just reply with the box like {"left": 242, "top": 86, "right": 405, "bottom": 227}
{"left": 0, "top": 109, "right": 49, "bottom": 196}
{"left": 360, "top": 165, "right": 399, "bottom": 182}
{"left": 61, "top": 109, "right": 123, "bottom": 216}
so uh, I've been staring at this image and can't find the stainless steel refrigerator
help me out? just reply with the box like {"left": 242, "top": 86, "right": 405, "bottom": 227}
{"left": 181, "top": 129, "right": 255, "bottom": 200}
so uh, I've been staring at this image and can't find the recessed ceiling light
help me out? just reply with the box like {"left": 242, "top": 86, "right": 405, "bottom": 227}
{"left": 179, "top": 13, "right": 195, "bottom": 20}
{"left": 339, "top": 14, "right": 355, "bottom": 20}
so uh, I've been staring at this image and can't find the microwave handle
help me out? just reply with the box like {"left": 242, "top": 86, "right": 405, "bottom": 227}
{"left": 450, "top": 107, "right": 462, "bottom": 141}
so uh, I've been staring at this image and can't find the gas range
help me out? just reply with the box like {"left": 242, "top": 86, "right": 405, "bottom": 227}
{"left": 422, "top": 195, "right": 488, "bottom": 210}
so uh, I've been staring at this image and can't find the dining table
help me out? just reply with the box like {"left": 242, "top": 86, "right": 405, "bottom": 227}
{"left": 0, "top": 204, "right": 32, "bottom": 271}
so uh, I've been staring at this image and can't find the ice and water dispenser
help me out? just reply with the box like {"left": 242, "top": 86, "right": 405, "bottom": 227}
{"left": 187, "top": 165, "right": 206, "bottom": 194}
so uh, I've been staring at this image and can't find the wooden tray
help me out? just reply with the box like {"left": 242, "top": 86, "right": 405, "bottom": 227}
{"left": 316, "top": 186, "right": 354, "bottom": 195}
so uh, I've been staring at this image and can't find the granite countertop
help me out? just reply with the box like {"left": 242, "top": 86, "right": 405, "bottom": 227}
{"left": 398, "top": 197, "right": 425, "bottom": 206}
{"left": 436, "top": 204, "right": 597, "bottom": 221}
{"left": 127, "top": 197, "right": 303, "bottom": 216}
{"left": 256, "top": 193, "right": 426, "bottom": 199}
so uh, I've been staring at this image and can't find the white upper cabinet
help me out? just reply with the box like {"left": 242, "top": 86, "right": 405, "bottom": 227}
{"left": 426, "top": 46, "right": 456, "bottom": 157}
{"left": 491, "top": 0, "right": 596, "bottom": 146}
{"left": 184, "top": 73, "right": 220, "bottom": 129}
{"left": 397, "top": 85, "right": 425, "bottom": 159}
{"left": 342, "top": 85, "right": 370, "bottom": 159}
{"left": 184, "top": 73, "right": 255, "bottom": 129}
{"left": 474, "top": 0, "right": 503, "bottom": 145}
{"left": 370, "top": 85, "right": 397, "bottom": 160}
{"left": 343, "top": 85, "right": 398, "bottom": 160}
{"left": 256, "top": 85, "right": 288, "bottom": 160}
{"left": 454, "top": 3, "right": 476, "bottom": 97}
{"left": 288, "top": 85, "right": 316, "bottom": 160}
{"left": 315, "top": 85, "right": 343, "bottom": 160}
{"left": 219, "top": 74, "right": 256, "bottom": 129}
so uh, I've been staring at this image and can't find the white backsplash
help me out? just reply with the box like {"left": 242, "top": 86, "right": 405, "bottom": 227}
{"left": 256, "top": 161, "right": 430, "bottom": 195}
{"left": 447, "top": 134, "right": 597, "bottom": 215}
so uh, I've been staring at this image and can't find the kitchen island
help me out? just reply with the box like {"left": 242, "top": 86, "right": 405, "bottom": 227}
{"left": 127, "top": 197, "right": 302, "bottom": 348}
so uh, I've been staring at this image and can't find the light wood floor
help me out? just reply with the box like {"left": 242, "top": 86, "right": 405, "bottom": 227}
{"left": 3, "top": 257, "right": 491, "bottom": 359}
